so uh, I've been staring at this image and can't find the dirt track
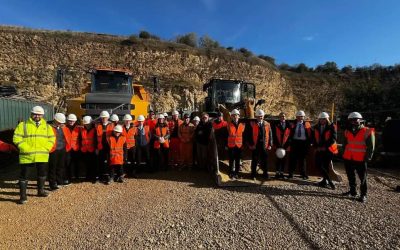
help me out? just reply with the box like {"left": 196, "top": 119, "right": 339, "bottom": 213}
{"left": 0, "top": 162, "right": 399, "bottom": 249}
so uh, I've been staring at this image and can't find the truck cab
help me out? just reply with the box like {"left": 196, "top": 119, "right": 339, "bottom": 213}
{"left": 67, "top": 68, "right": 150, "bottom": 121}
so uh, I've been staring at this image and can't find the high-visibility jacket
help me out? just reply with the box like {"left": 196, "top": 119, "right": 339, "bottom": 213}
{"left": 0, "top": 139, "right": 17, "bottom": 153}
{"left": 250, "top": 121, "right": 271, "bottom": 149}
{"left": 50, "top": 126, "right": 72, "bottom": 153}
{"left": 291, "top": 121, "right": 312, "bottom": 139}
{"left": 212, "top": 120, "right": 227, "bottom": 130}
{"left": 178, "top": 123, "right": 195, "bottom": 143}
{"left": 227, "top": 122, "right": 246, "bottom": 148}
{"left": 313, "top": 124, "right": 338, "bottom": 154}
{"left": 275, "top": 123, "right": 290, "bottom": 149}
{"left": 135, "top": 125, "right": 151, "bottom": 146}
{"left": 154, "top": 126, "right": 170, "bottom": 149}
{"left": 343, "top": 127, "right": 373, "bottom": 162}
{"left": 123, "top": 125, "right": 137, "bottom": 149}
{"left": 13, "top": 118, "right": 55, "bottom": 164}
{"left": 81, "top": 127, "right": 96, "bottom": 153}
{"left": 67, "top": 125, "right": 81, "bottom": 151}
{"left": 145, "top": 118, "right": 157, "bottom": 132}
{"left": 96, "top": 123, "right": 113, "bottom": 151}
{"left": 168, "top": 119, "right": 183, "bottom": 137}
{"left": 108, "top": 135, "right": 126, "bottom": 165}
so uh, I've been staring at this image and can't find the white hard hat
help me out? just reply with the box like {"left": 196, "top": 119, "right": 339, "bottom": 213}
{"left": 230, "top": 109, "right": 240, "bottom": 115}
{"left": 172, "top": 110, "right": 179, "bottom": 116}
{"left": 163, "top": 112, "right": 168, "bottom": 117}
{"left": 275, "top": 148, "right": 286, "bottom": 159}
{"left": 67, "top": 114, "right": 77, "bottom": 121}
{"left": 193, "top": 116, "right": 200, "bottom": 121}
{"left": 296, "top": 110, "right": 306, "bottom": 117}
{"left": 158, "top": 114, "right": 165, "bottom": 119}
{"left": 318, "top": 112, "right": 329, "bottom": 119}
{"left": 31, "top": 106, "right": 45, "bottom": 115}
{"left": 100, "top": 110, "right": 110, "bottom": 118}
{"left": 54, "top": 113, "right": 66, "bottom": 124}
{"left": 348, "top": 112, "right": 362, "bottom": 119}
{"left": 113, "top": 124, "right": 123, "bottom": 133}
{"left": 255, "top": 109, "right": 265, "bottom": 117}
{"left": 110, "top": 114, "right": 119, "bottom": 122}
{"left": 137, "top": 115, "right": 145, "bottom": 122}
{"left": 82, "top": 116, "right": 92, "bottom": 125}
{"left": 123, "top": 114, "right": 132, "bottom": 121}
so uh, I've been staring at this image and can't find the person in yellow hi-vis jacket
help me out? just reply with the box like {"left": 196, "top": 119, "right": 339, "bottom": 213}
{"left": 13, "top": 106, "right": 55, "bottom": 204}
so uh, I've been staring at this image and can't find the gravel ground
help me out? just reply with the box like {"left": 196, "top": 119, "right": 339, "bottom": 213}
{"left": 0, "top": 164, "right": 399, "bottom": 249}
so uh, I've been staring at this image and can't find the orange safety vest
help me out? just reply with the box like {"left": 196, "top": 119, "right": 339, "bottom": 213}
{"left": 314, "top": 124, "right": 338, "bottom": 154}
{"left": 291, "top": 121, "right": 312, "bottom": 138}
{"left": 168, "top": 119, "right": 183, "bottom": 133}
{"left": 275, "top": 124, "right": 290, "bottom": 148}
{"left": 123, "top": 125, "right": 137, "bottom": 149}
{"left": 179, "top": 123, "right": 195, "bottom": 143}
{"left": 96, "top": 123, "right": 114, "bottom": 151}
{"left": 227, "top": 122, "right": 246, "bottom": 148}
{"left": 108, "top": 135, "right": 126, "bottom": 165}
{"left": 343, "top": 127, "right": 373, "bottom": 162}
{"left": 251, "top": 121, "right": 271, "bottom": 149}
{"left": 145, "top": 118, "right": 157, "bottom": 132}
{"left": 68, "top": 125, "right": 81, "bottom": 151}
{"left": 213, "top": 120, "right": 227, "bottom": 130}
{"left": 81, "top": 128, "right": 96, "bottom": 153}
{"left": 154, "top": 126, "right": 170, "bottom": 149}
{"left": 50, "top": 126, "right": 72, "bottom": 153}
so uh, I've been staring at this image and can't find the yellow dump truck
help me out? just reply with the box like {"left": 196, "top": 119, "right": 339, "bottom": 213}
{"left": 67, "top": 68, "right": 150, "bottom": 120}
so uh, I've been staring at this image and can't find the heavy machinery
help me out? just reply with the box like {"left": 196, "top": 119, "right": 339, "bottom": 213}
{"left": 201, "top": 78, "right": 342, "bottom": 186}
{"left": 66, "top": 68, "right": 150, "bottom": 120}
{"left": 202, "top": 78, "right": 265, "bottom": 120}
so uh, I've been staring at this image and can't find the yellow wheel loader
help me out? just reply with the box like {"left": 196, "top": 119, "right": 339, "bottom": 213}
{"left": 66, "top": 68, "right": 151, "bottom": 120}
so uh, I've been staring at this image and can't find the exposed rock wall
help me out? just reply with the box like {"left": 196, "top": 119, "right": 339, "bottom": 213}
{"left": 0, "top": 26, "right": 341, "bottom": 118}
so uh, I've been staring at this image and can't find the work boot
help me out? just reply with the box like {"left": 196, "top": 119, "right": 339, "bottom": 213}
{"left": 37, "top": 177, "right": 49, "bottom": 197}
{"left": 18, "top": 180, "right": 28, "bottom": 205}
{"left": 49, "top": 182, "right": 59, "bottom": 191}
{"left": 341, "top": 190, "right": 357, "bottom": 198}
{"left": 317, "top": 179, "right": 328, "bottom": 188}
{"left": 357, "top": 195, "right": 367, "bottom": 203}
{"left": 329, "top": 181, "right": 336, "bottom": 190}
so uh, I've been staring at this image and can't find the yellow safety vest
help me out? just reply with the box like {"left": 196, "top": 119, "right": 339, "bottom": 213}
{"left": 13, "top": 118, "right": 56, "bottom": 164}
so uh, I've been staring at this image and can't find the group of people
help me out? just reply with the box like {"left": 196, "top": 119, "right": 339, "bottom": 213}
{"left": 9, "top": 105, "right": 374, "bottom": 204}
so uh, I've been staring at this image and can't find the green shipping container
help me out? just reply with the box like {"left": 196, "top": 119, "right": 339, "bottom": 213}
{"left": 0, "top": 97, "right": 54, "bottom": 131}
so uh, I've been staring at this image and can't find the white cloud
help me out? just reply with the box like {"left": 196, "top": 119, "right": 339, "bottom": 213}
{"left": 302, "top": 36, "right": 315, "bottom": 41}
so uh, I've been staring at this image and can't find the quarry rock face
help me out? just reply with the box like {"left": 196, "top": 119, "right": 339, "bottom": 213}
{"left": 0, "top": 26, "right": 342, "bottom": 118}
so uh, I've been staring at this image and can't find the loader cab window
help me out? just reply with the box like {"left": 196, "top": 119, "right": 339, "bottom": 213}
{"left": 241, "top": 83, "right": 256, "bottom": 101}
{"left": 214, "top": 80, "right": 241, "bottom": 104}
{"left": 92, "top": 71, "right": 132, "bottom": 94}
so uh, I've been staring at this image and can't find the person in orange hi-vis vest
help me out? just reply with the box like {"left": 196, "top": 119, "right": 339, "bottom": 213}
{"left": 64, "top": 114, "right": 81, "bottom": 184}
{"left": 273, "top": 112, "right": 291, "bottom": 179}
{"left": 168, "top": 110, "right": 183, "bottom": 167}
{"left": 342, "top": 112, "right": 375, "bottom": 203}
{"left": 80, "top": 116, "right": 98, "bottom": 183}
{"left": 153, "top": 114, "right": 170, "bottom": 171}
{"left": 249, "top": 109, "right": 273, "bottom": 179}
{"left": 178, "top": 113, "right": 195, "bottom": 168}
{"left": 96, "top": 110, "right": 114, "bottom": 183}
{"left": 122, "top": 114, "right": 137, "bottom": 177}
{"left": 227, "top": 109, "right": 246, "bottom": 179}
{"left": 288, "top": 110, "right": 312, "bottom": 180}
{"left": 48, "top": 113, "right": 71, "bottom": 190}
{"left": 313, "top": 112, "right": 338, "bottom": 190}
{"left": 106, "top": 125, "right": 127, "bottom": 184}
{"left": 0, "top": 139, "right": 17, "bottom": 153}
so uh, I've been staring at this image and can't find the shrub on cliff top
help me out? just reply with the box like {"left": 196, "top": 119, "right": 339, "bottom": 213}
{"left": 175, "top": 33, "right": 198, "bottom": 47}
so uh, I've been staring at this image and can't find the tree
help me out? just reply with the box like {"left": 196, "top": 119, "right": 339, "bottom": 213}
{"left": 258, "top": 55, "right": 276, "bottom": 65}
{"left": 341, "top": 65, "right": 354, "bottom": 74}
{"left": 237, "top": 47, "right": 253, "bottom": 57}
{"left": 278, "top": 63, "right": 291, "bottom": 71}
{"left": 294, "top": 63, "right": 311, "bottom": 73}
{"left": 138, "top": 30, "right": 160, "bottom": 40}
{"left": 199, "top": 35, "right": 220, "bottom": 49}
{"left": 176, "top": 33, "right": 198, "bottom": 47}
{"left": 315, "top": 61, "right": 339, "bottom": 73}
